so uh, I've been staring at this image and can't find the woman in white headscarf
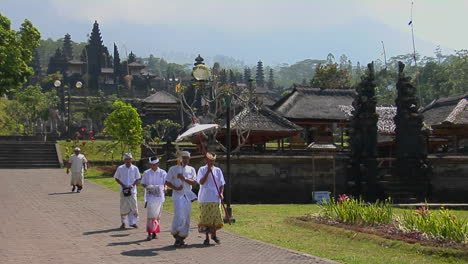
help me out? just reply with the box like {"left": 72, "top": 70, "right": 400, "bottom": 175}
{"left": 141, "top": 157, "right": 167, "bottom": 240}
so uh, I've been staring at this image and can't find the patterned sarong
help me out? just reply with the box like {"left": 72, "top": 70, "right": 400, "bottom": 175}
{"left": 198, "top": 202, "right": 223, "bottom": 234}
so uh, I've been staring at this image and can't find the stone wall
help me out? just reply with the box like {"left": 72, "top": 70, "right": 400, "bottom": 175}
{"left": 168, "top": 153, "right": 348, "bottom": 204}
{"left": 429, "top": 155, "right": 468, "bottom": 202}
{"left": 141, "top": 144, "right": 468, "bottom": 203}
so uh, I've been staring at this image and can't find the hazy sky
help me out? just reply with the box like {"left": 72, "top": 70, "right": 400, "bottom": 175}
{"left": 1, "top": 0, "right": 467, "bottom": 65}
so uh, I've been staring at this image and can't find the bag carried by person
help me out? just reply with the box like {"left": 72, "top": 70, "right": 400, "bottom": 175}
{"left": 122, "top": 188, "right": 132, "bottom": 197}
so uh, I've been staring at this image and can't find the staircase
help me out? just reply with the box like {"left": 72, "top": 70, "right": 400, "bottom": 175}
{"left": 0, "top": 142, "right": 61, "bottom": 168}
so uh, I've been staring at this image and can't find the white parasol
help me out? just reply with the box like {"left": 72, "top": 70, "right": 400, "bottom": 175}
{"left": 175, "top": 123, "right": 219, "bottom": 142}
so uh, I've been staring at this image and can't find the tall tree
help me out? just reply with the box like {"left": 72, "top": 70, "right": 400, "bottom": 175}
{"left": 113, "top": 43, "right": 121, "bottom": 83}
{"left": 229, "top": 69, "right": 237, "bottom": 85}
{"left": 104, "top": 100, "right": 144, "bottom": 154}
{"left": 220, "top": 69, "right": 228, "bottom": 86}
{"left": 62, "top": 33, "right": 73, "bottom": 61}
{"left": 244, "top": 68, "right": 251, "bottom": 83}
{"left": 267, "top": 68, "right": 275, "bottom": 90}
{"left": 311, "top": 63, "right": 351, "bottom": 89}
{"left": 128, "top": 51, "right": 136, "bottom": 64}
{"left": 0, "top": 13, "right": 41, "bottom": 95}
{"left": 85, "top": 20, "right": 104, "bottom": 90}
{"left": 256, "top": 60, "right": 265, "bottom": 88}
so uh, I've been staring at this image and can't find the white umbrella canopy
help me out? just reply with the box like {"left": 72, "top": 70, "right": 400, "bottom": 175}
{"left": 175, "top": 123, "right": 219, "bottom": 142}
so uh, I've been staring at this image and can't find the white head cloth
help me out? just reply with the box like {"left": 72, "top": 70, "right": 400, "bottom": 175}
{"left": 181, "top": 151, "right": 190, "bottom": 157}
{"left": 149, "top": 157, "right": 159, "bottom": 164}
{"left": 123, "top": 153, "right": 133, "bottom": 160}
{"left": 74, "top": 147, "right": 81, "bottom": 152}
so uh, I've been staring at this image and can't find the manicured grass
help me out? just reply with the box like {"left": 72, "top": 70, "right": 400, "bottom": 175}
{"left": 83, "top": 167, "right": 468, "bottom": 264}
{"left": 58, "top": 140, "right": 141, "bottom": 162}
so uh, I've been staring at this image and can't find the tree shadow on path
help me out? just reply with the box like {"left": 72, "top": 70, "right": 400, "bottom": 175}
{"left": 121, "top": 243, "right": 212, "bottom": 257}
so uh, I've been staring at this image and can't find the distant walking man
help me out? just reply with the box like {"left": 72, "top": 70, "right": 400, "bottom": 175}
{"left": 66, "top": 147, "right": 88, "bottom": 193}
{"left": 197, "top": 152, "right": 225, "bottom": 245}
{"left": 114, "top": 153, "right": 141, "bottom": 229}
{"left": 141, "top": 157, "right": 167, "bottom": 241}
{"left": 166, "top": 151, "right": 197, "bottom": 247}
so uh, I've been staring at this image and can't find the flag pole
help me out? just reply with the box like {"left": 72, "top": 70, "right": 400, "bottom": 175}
{"left": 409, "top": 1, "right": 423, "bottom": 107}
{"left": 381, "top": 41, "right": 388, "bottom": 70}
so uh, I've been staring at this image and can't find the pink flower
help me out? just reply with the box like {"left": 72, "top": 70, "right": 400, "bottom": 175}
{"left": 90, "top": 136, "right": 95, "bottom": 141}
{"left": 416, "top": 206, "right": 430, "bottom": 217}
{"left": 338, "top": 194, "right": 349, "bottom": 205}
{"left": 81, "top": 128, "right": 86, "bottom": 132}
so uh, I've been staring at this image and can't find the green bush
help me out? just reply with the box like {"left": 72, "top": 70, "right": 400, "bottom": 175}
{"left": 320, "top": 195, "right": 393, "bottom": 226}
{"left": 399, "top": 206, "right": 468, "bottom": 243}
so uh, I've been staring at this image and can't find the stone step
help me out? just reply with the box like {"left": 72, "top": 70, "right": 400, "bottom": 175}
{"left": 0, "top": 142, "right": 60, "bottom": 168}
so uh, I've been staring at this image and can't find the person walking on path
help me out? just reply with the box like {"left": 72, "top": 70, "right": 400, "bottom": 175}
{"left": 166, "top": 151, "right": 197, "bottom": 247}
{"left": 114, "top": 153, "right": 141, "bottom": 229}
{"left": 197, "top": 152, "right": 225, "bottom": 245}
{"left": 66, "top": 147, "right": 88, "bottom": 193}
{"left": 141, "top": 157, "right": 167, "bottom": 241}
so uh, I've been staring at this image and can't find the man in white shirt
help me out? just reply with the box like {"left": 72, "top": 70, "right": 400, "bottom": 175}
{"left": 197, "top": 152, "right": 225, "bottom": 245}
{"left": 66, "top": 147, "right": 88, "bottom": 193}
{"left": 141, "top": 157, "right": 167, "bottom": 241}
{"left": 166, "top": 151, "right": 197, "bottom": 247}
{"left": 114, "top": 153, "right": 141, "bottom": 229}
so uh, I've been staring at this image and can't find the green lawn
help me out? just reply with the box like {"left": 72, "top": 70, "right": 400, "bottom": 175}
{"left": 58, "top": 140, "right": 141, "bottom": 161}
{"left": 83, "top": 167, "right": 467, "bottom": 264}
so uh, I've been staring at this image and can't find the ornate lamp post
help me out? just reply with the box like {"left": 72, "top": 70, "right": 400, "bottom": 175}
{"left": 54, "top": 80, "right": 65, "bottom": 134}
{"left": 68, "top": 81, "right": 83, "bottom": 138}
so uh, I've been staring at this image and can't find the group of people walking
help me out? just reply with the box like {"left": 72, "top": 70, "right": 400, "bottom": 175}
{"left": 111, "top": 150, "right": 225, "bottom": 247}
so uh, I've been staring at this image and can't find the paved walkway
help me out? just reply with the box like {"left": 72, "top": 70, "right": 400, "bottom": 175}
{"left": 0, "top": 169, "right": 338, "bottom": 264}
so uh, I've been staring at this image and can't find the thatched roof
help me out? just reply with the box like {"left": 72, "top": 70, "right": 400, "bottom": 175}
{"left": 218, "top": 105, "right": 302, "bottom": 145}
{"left": 229, "top": 105, "right": 303, "bottom": 132}
{"left": 143, "top": 91, "right": 179, "bottom": 104}
{"left": 272, "top": 85, "right": 355, "bottom": 121}
{"left": 339, "top": 105, "right": 397, "bottom": 134}
{"left": 421, "top": 92, "right": 468, "bottom": 126}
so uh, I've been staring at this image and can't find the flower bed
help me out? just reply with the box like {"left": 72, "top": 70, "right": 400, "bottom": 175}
{"left": 316, "top": 195, "right": 467, "bottom": 245}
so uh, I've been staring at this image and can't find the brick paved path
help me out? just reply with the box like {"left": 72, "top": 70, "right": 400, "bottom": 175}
{"left": 0, "top": 169, "right": 339, "bottom": 264}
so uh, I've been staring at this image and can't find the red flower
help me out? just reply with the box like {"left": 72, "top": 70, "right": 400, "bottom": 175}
{"left": 82, "top": 142, "right": 87, "bottom": 146}
{"left": 81, "top": 128, "right": 86, "bottom": 132}
{"left": 90, "top": 136, "right": 95, "bottom": 141}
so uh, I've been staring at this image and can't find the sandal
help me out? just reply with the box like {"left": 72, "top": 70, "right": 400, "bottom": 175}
{"left": 203, "top": 239, "right": 210, "bottom": 245}
{"left": 211, "top": 236, "right": 221, "bottom": 244}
